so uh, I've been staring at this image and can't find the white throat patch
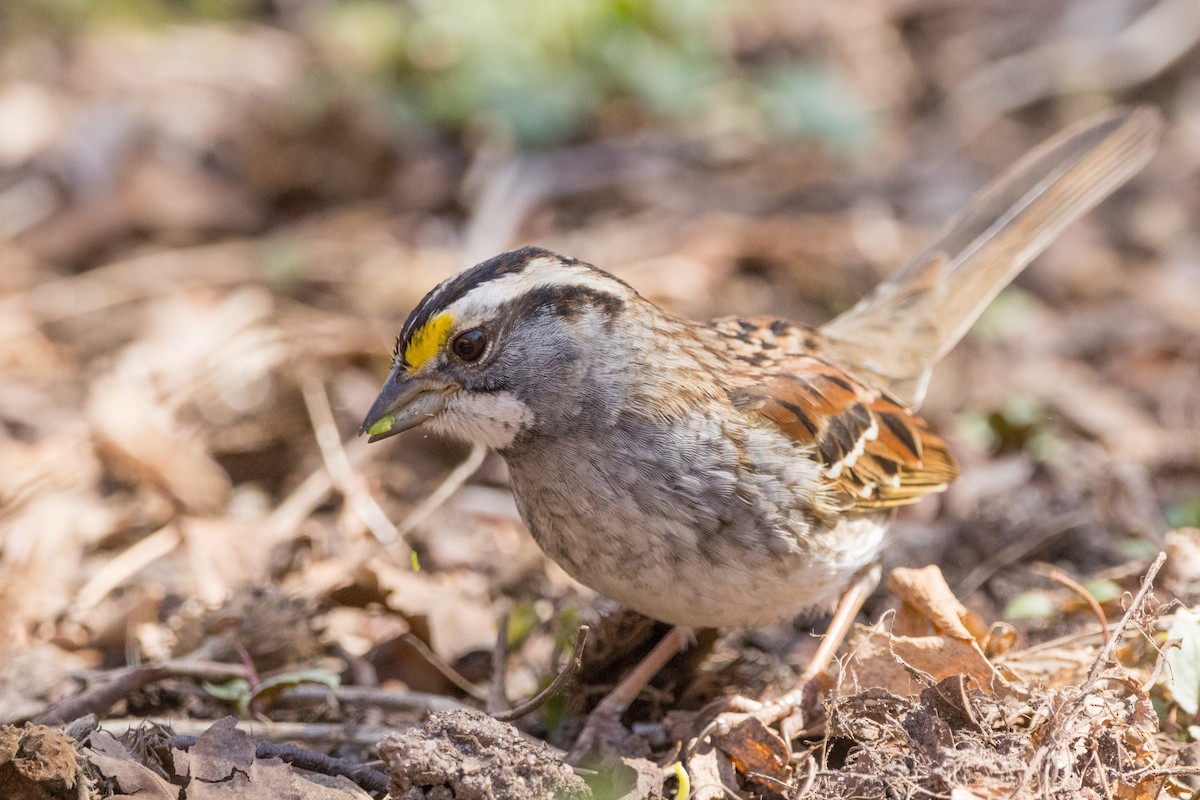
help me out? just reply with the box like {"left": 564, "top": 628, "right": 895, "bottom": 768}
{"left": 429, "top": 390, "right": 534, "bottom": 450}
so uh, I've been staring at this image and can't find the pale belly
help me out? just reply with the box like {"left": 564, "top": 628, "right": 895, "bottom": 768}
{"left": 536, "top": 512, "right": 886, "bottom": 628}
{"left": 504, "top": 414, "right": 890, "bottom": 628}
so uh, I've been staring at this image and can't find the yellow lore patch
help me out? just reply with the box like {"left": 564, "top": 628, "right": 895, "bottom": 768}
{"left": 405, "top": 312, "right": 453, "bottom": 370}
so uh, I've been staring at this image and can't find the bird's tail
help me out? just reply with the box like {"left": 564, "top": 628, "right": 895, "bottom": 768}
{"left": 820, "top": 106, "right": 1163, "bottom": 407}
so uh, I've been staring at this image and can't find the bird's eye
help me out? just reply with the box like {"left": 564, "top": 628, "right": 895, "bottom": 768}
{"left": 451, "top": 328, "right": 488, "bottom": 362}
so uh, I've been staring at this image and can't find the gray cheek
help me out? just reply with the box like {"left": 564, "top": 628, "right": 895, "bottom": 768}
{"left": 493, "top": 317, "right": 613, "bottom": 437}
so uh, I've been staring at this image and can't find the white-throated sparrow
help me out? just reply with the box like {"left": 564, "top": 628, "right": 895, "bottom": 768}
{"left": 361, "top": 108, "right": 1161, "bottom": 744}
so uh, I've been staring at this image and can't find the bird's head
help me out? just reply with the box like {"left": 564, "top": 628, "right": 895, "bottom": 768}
{"left": 360, "top": 246, "right": 638, "bottom": 451}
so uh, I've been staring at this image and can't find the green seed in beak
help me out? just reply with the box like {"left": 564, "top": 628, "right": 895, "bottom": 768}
{"left": 366, "top": 415, "right": 396, "bottom": 437}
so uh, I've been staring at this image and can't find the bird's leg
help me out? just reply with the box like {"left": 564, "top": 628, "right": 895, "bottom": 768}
{"left": 701, "top": 565, "right": 879, "bottom": 744}
{"left": 567, "top": 625, "right": 690, "bottom": 763}
{"left": 767, "top": 564, "right": 879, "bottom": 735}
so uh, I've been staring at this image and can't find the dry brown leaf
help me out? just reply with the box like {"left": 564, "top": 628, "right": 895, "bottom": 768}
{"left": 687, "top": 744, "right": 739, "bottom": 800}
{"left": 88, "top": 374, "right": 231, "bottom": 514}
{"left": 843, "top": 626, "right": 1007, "bottom": 698}
{"left": 172, "top": 717, "right": 373, "bottom": 799}
{"left": 171, "top": 716, "right": 252, "bottom": 783}
{"left": 370, "top": 558, "right": 497, "bottom": 662}
{"left": 84, "top": 730, "right": 176, "bottom": 800}
{"left": 996, "top": 645, "right": 1097, "bottom": 690}
{"left": 710, "top": 714, "right": 792, "bottom": 790}
{"left": 1113, "top": 776, "right": 1168, "bottom": 800}
{"left": 0, "top": 304, "right": 65, "bottom": 374}
{"left": 0, "top": 489, "right": 115, "bottom": 634}
{"left": 1164, "top": 527, "right": 1200, "bottom": 597}
{"left": 181, "top": 517, "right": 280, "bottom": 604}
{"left": 888, "top": 564, "right": 989, "bottom": 644}
{"left": 0, "top": 431, "right": 109, "bottom": 630}
{"left": 949, "top": 789, "right": 987, "bottom": 800}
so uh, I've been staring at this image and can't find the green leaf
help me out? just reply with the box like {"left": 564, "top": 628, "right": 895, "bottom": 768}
{"left": 203, "top": 670, "right": 341, "bottom": 717}
{"left": 756, "top": 62, "right": 873, "bottom": 151}
{"left": 1004, "top": 590, "right": 1056, "bottom": 620}
{"left": 1166, "top": 609, "right": 1200, "bottom": 716}
{"left": 553, "top": 606, "right": 581, "bottom": 655}
{"left": 954, "top": 412, "right": 997, "bottom": 452}
{"left": 1116, "top": 537, "right": 1160, "bottom": 562}
{"left": 1002, "top": 394, "right": 1044, "bottom": 428}
{"left": 1081, "top": 578, "right": 1122, "bottom": 604}
{"left": 1166, "top": 497, "right": 1200, "bottom": 529}
{"left": 506, "top": 602, "right": 539, "bottom": 650}
{"left": 244, "top": 669, "right": 341, "bottom": 716}
{"left": 203, "top": 678, "right": 253, "bottom": 717}
{"left": 203, "top": 677, "right": 251, "bottom": 702}
{"left": 973, "top": 287, "right": 1039, "bottom": 341}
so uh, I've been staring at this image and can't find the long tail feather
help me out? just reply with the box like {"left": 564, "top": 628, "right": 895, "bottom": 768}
{"left": 821, "top": 107, "right": 1163, "bottom": 406}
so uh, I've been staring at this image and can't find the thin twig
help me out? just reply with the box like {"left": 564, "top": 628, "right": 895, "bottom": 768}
{"left": 1086, "top": 552, "right": 1166, "bottom": 687}
{"left": 268, "top": 683, "right": 468, "bottom": 715}
{"left": 70, "top": 524, "right": 181, "bottom": 615}
{"left": 1089, "top": 747, "right": 1111, "bottom": 799}
{"left": 955, "top": 511, "right": 1090, "bottom": 598}
{"left": 1143, "top": 638, "right": 1180, "bottom": 695}
{"left": 1030, "top": 562, "right": 1109, "bottom": 641}
{"left": 261, "top": 439, "right": 369, "bottom": 544}
{"left": 394, "top": 444, "right": 487, "bottom": 540}
{"left": 256, "top": 741, "right": 390, "bottom": 796}
{"left": 299, "top": 373, "right": 408, "bottom": 554}
{"left": 1127, "top": 765, "right": 1200, "bottom": 778}
{"left": 487, "top": 612, "right": 511, "bottom": 714}
{"left": 792, "top": 753, "right": 818, "bottom": 799}
{"left": 399, "top": 633, "right": 488, "bottom": 702}
{"left": 35, "top": 656, "right": 468, "bottom": 727}
{"left": 34, "top": 658, "right": 247, "bottom": 725}
{"left": 1015, "top": 625, "right": 1108, "bottom": 655}
{"left": 1013, "top": 553, "right": 1170, "bottom": 799}
{"left": 99, "top": 717, "right": 400, "bottom": 746}
{"left": 35, "top": 665, "right": 170, "bottom": 726}
{"left": 492, "top": 626, "right": 589, "bottom": 723}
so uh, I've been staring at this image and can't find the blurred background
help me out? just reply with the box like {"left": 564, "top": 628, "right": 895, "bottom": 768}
{"left": 1, "top": 0, "right": 1198, "bottom": 742}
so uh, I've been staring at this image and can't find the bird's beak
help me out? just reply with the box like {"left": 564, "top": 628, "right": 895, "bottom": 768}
{"left": 359, "top": 365, "right": 458, "bottom": 442}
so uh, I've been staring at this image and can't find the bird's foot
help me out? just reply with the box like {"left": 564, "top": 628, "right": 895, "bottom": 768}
{"left": 692, "top": 678, "right": 826, "bottom": 788}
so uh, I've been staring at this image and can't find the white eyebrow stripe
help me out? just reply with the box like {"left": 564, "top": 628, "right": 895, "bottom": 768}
{"left": 444, "top": 256, "right": 631, "bottom": 319}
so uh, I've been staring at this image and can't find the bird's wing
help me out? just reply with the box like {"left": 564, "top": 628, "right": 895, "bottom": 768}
{"left": 710, "top": 316, "right": 958, "bottom": 513}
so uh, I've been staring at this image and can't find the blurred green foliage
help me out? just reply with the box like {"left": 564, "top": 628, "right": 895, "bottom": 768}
{"left": 1003, "top": 589, "right": 1057, "bottom": 621}
{"left": 4, "top": 0, "right": 871, "bottom": 151}
{"left": 1, "top": 0, "right": 257, "bottom": 34}
{"left": 1166, "top": 496, "right": 1200, "bottom": 529}
{"left": 955, "top": 394, "right": 1062, "bottom": 462}
{"left": 314, "top": 0, "right": 871, "bottom": 148}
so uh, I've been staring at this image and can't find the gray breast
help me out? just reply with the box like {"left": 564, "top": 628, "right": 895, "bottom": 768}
{"left": 502, "top": 410, "right": 832, "bottom": 597}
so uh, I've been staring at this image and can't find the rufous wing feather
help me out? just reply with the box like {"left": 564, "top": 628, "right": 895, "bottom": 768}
{"left": 712, "top": 317, "right": 957, "bottom": 513}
